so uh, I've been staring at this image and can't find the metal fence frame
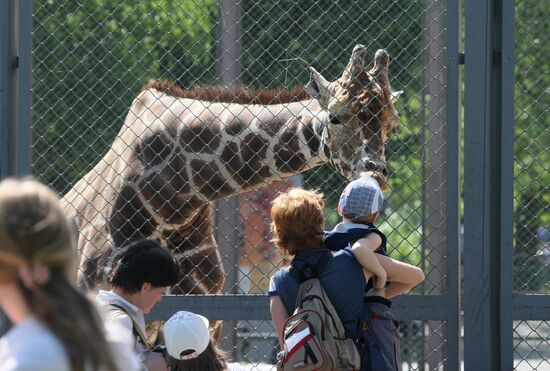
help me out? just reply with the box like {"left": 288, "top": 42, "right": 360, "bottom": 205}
{"left": 2, "top": 0, "right": 549, "bottom": 370}
{"left": 146, "top": 0, "right": 463, "bottom": 368}
{"left": 0, "top": 0, "right": 32, "bottom": 179}
{"left": 464, "top": 0, "right": 550, "bottom": 370}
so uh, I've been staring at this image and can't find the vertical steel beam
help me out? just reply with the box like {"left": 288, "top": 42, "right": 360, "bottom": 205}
{"left": 421, "top": 1, "right": 447, "bottom": 368}
{"left": 215, "top": 0, "right": 242, "bottom": 358}
{"left": 16, "top": 0, "right": 33, "bottom": 177}
{"left": 464, "top": 0, "right": 494, "bottom": 367}
{"left": 464, "top": 0, "right": 515, "bottom": 369}
{"left": 0, "top": 0, "right": 32, "bottom": 179}
{"left": 445, "top": 0, "right": 462, "bottom": 369}
{"left": 498, "top": 0, "right": 515, "bottom": 369}
{"left": 0, "top": 1, "right": 14, "bottom": 179}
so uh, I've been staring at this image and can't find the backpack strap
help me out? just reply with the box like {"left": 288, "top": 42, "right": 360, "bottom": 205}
{"left": 108, "top": 303, "right": 152, "bottom": 351}
{"left": 288, "top": 250, "right": 332, "bottom": 283}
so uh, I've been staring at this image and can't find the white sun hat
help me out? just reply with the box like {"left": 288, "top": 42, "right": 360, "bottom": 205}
{"left": 163, "top": 311, "right": 210, "bottom": 360}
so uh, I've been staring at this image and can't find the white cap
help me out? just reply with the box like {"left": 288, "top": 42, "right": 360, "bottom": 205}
{"left": 163, "top": 311, "right": 210, "bottom": 360}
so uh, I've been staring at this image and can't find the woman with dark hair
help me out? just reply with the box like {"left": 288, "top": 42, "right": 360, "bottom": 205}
{"left": 0, "top": 178, "right": 140, "bottom": 371}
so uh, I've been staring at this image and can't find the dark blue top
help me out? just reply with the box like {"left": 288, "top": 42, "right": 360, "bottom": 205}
{"left": 268, "top": 247, "right": 367, "bottom": 337}
{"left": 324, "top": 222, "right": 387, "bottom": 292}
{"left": 324, "top": 222, "right": 387, "bottom": 255}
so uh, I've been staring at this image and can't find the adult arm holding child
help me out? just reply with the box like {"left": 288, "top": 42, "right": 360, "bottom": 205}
{"left": 376, "top": 254, "right": 425, "bottom": 298}
{"left": 351, "top": 233, "right": 424, "bottom": 297}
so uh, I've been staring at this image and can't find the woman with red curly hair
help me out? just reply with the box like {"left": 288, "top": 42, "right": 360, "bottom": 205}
{"left": 268, "top": 188, "right": 369, "bottom": 351}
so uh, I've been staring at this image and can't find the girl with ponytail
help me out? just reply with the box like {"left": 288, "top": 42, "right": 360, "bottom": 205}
{"left": 0, "top": 179, "right": 140, "bottom": 371}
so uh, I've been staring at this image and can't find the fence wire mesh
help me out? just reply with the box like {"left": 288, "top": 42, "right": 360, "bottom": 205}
{"left": 512, "top": 0, "right": 550, "bottom": 294}
{"left": 32, "top": 0, "right": 450, "bottom": 369}
{"left": 7, "top": 0, "right": 547, "bottom": 369}
{"left": 512, "top": 2, "right": 550, "bottom": 368}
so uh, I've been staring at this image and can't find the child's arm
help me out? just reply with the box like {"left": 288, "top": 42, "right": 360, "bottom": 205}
{"left": 376, "top": 254, "right": 425, "bottom": 298}
{"left": 351, "top": 233, "right": 387, "bottom": 289}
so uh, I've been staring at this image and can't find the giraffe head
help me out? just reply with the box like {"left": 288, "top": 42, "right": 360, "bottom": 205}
{"left": 307, "top": 45, "right": 402, "bottom": 188}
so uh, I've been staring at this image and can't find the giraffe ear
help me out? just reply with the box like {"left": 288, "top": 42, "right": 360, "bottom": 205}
{"left": 306, "top": 66, "right": 330, "bottom": 101}
{"left": 390, "top": 90, "right": 403, "bottom": 104}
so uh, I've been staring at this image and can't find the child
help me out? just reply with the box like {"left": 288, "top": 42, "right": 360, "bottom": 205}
{"left": 324, "top": 174, "right": 425, "bottom": 298}
{"left": 324, "top": 173, "right": 425, "bottom": 371}
{"left": 163, "top": 311, "right": 246, "bottom": 371}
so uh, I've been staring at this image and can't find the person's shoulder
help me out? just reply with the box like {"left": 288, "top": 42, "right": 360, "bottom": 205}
{"left": 268, "top": 266, "right": 292, "bottom": 296}
{"left": 95, "top": 299, "right": 134, "bottom": 331}
{"left": 0, "top": 319, "right": 70, "bottom": 371}
{"left": 104, "top": 322, "right": 142, "bottom": 371}
{"left": 324, "top": 222, "right": 380, "bottom": 251}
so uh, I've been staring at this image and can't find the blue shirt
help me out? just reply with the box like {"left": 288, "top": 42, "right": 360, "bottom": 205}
{"left": 268, "top": 247, "right": 367, "bottom": 337}
{"left": 324, "top": 222, "right": 388, "bottom": 293}
{"left": 324, "top": 222, "right": 387, "bottom": 255}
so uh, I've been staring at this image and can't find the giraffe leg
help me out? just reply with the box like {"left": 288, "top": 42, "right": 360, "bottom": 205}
{"left": 170, "top": 234, "right": 225, "bottom": 341}
{"left": 190, "top": 237, "right": 225, "bottom": 342}
{"left": 164, "top": 213, "right": 226, "bottom": 342}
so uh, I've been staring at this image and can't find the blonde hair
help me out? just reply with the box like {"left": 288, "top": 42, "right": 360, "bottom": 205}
{"left": 271, "top": 188, "right": 325, "bottom": 256}
{"left": 0, "top": 179, "right": 117, "bottom": 371}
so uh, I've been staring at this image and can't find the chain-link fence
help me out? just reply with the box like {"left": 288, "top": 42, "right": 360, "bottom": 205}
{"left": 0, "top": 0, "right": 538, "bottom": 370}
{"left": 510, "top": 1, "right": 550, "bottom": 369}
{"left": 32, "top": 1, "right": 457, "bottom": 368}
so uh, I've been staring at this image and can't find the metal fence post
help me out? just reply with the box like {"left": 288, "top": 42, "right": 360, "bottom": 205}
{"left": 0, "top": 0, "right": 32, "bottom": 179}
{"left": 444, "top": 0, "right": 462, "bottom": 369}
{"left": 421, "top": 1, "right": 447, "bottom": 369}
{"left": 215, "top": 0, "right": 242, "bottom": 359}
{"left": 464, "top": 0, "right": 514, "bottom": 369}
{"left": 498, "top": 0, "right": 515, "bottom": 369}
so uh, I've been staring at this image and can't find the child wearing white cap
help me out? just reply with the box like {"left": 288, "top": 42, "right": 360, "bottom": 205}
{"left": 163, "top": 311, "right": 246, "bottom": 371}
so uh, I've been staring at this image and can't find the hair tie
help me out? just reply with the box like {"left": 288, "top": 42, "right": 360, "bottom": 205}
{"left": 18, "top": 263, "right": 51, "bottom": 289}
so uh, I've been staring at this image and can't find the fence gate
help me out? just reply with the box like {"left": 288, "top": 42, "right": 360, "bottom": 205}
{"left": 464, "top": 0, "right": 550, "bottom": 370}
{"left": 1, "top": 0, "right": 548, "bottom": 370}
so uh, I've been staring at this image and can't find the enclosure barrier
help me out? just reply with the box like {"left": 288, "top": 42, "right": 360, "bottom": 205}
{"left": 1, "top": 0, "right": 548, "bottom": 370}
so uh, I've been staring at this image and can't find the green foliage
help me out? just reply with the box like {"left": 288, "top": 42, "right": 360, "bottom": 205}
{"left": 512, "top": 0, "right": 550, "bottom": 293}
{"left": 33, "top": 0, "right": 218, "bottom": 193}
{"left": 32, "top": 1, "right": 548, "bottom": 293}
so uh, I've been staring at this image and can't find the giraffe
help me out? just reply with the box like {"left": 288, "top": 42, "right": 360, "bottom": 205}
{"left": 61, "top": 44, "right": 401, "bottom": 308}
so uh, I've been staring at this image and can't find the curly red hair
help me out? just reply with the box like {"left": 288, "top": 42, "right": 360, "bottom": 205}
{"left": 271, "top": 188, "right": 325, "bottom": 256}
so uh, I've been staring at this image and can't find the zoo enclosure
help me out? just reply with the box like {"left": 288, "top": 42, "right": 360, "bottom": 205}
{"left": 1, "top": 0, "right": 549, "bottom": 370}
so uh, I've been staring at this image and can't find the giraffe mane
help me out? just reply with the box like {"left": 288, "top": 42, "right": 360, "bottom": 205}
{"left": 141, "top": 79, "right": 312, "bottom": 105}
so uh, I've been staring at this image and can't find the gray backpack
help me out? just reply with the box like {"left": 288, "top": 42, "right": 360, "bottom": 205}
{"left": 277, "top": 259, "right": 361, "bottom": 371}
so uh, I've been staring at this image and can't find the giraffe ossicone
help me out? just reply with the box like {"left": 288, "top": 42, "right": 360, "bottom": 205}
{"left": 62, "top": 45, "right": 402, "bottom": 304}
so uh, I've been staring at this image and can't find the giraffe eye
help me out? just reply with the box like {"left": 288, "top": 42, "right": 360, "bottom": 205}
{"left": 329, "top": 114, "right": 341, "bottom": 125}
